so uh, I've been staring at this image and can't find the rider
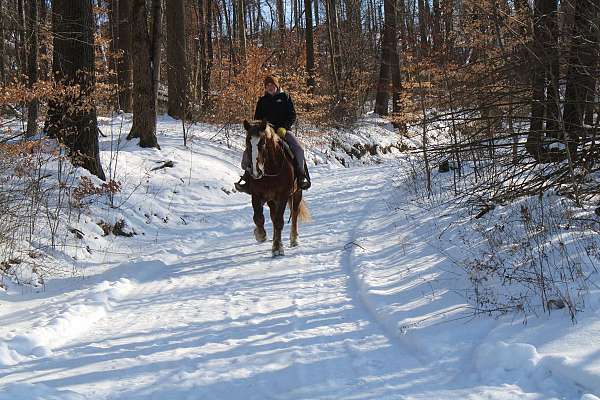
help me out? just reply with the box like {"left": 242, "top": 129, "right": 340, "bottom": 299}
{"left": 235, "top": 75, "right": 311, "bottom": 193}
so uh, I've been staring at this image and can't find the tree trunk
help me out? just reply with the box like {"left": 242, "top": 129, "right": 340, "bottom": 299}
{"left": 18, "top": 0, "right": 26, "bottom": 78}
{"left": 526, "top": 0, "right": 560, "bottom": 161}
{"left": 236, "top": 0, "right": 247, "bottom": 59}
{"left": 432, "top": 0, "right": 441, "bottom": 51}
{"left": 0, "top": 0, "right": 5, "bottom": 84}
{"left": 26, "top": 0, "right": 39, "bottom": 137}
{"left": 203, "top": 0, "right": 213, "bottom": 108}
{"left": 109, "top": 0, "right": 119, "bottom": 93}
{"left": 391, "top": 0, "right": 402, "bottom": 116}
{"left": 117, "top": 0, "right": 133, "bottom": 112}
{"left": 563, "top": 0, "right": 600, "bottom": 158}
{"left": 314, "top": 0, "right": 319, "bottom": 26}
{"left": 418, "top": 0, "right": 428, "bottom": 53}
{"left": 128, "top": 0, "right": 160, "bottom": 148}
{"left": 324, "top": 0, "right": 341, "bottom": 94}
{"left": 167, "top": 0, "right": 187, "bottom": 119}
{"left": 47, "top": 0, "right": 106, "bottom": 180}
{"left": 151, "top": 0, "right": 163, "bottom": 101}
{"left": 442, "top": 0, "right": 453, "bottom": 52}
{"left": 304, "top": 0, "right": 316, "bottom": 92}
{"left": 277, "top": 0, "right": 285, "bottom": 50}
{"left": 374, "top": 0, "right": 395, "bottom": 116}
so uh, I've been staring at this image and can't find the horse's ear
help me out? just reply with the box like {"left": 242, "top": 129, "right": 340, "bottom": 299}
{"left": 260, "top": 119, "right": 267, "bottom": 131}
{"left": 243, "top": 119, "right": 251, "bottom": 131}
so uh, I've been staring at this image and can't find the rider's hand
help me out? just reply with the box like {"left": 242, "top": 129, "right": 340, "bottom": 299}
{"left": 276, "top": 127, "right": 286, "bottom": 138}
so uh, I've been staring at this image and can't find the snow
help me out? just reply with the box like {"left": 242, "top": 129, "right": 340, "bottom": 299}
{"left": 0, "top": 115, "right": 598, "bottom": 399}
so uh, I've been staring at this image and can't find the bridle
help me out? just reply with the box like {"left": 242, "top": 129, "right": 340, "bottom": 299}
{"left": 254, "top": 135, "right": 287, "bottom": 179}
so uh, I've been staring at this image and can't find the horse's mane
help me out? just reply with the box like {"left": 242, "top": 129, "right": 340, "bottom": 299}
{"left": 262, "top": 123, "right": 280, "bottom": 144}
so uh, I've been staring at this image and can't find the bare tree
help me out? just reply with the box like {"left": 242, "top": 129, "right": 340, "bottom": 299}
{"left": 167, "top": 0, "right": 187, "bottom": 119}
{"left": 117, "top": 0, "right": 133, "bottom": 112}
{"left": 375, "top": 0, "right": 397, "bottom": 115}
{"left": 304, "top": 0, "right": 316, "bottom": 92}
{"left": 26, "top": 0, "right": 39, "bottom": 137}
{"left": 47, "top": 0, "right": 106, "bottom": 180}
{"left": 127, "top": 0, "right": 160, "bottom": 148}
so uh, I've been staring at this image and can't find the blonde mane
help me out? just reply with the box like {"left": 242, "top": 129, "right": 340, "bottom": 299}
{"left": 262, "top": 123, "right": 280, "bottom": 143}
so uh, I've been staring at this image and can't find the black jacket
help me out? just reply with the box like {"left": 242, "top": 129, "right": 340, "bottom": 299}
{"left": 254, "top": 91, "right": 296, "bottom": 131}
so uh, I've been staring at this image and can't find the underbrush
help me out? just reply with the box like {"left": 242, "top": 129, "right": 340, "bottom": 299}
{"left": 0, "top": 138, "right": 119, "bottom": 291}
{"left": 399, "top": 141, "right": 600, "bottom": 321}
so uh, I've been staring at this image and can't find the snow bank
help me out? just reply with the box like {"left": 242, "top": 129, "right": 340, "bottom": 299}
{"left": 0, "top": 278, "right": 133, "bottom": 366}
{"left": 0, "top": 383, "right": 86, "bottom": 400}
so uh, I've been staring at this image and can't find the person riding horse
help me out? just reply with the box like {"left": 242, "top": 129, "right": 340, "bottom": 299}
{"left": 235, "top": 76, "right": 311, "bottom": 193}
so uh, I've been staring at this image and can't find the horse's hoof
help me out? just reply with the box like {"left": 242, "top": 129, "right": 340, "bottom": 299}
{"left": 290, "top": 239, "right": 298, "bottom": 247}
{"left": 272, "top": 248, "right": 285, "bottom": 257}
{"left": 254, "top": 228, "right": 267, "bottom": 242}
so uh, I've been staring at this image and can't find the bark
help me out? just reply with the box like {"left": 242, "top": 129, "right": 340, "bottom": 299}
{"left": 236, "top": 0, "right": 246, "bottom": 59}
{"left": 314, "top": 0, "right": 319, "bottom": 26}
{"left": 432, "top": 0, "right": 441, "bottom": 51}
{"left": 109, "top": 0, "right": 119, "bottom": 90}
{"left": 18, "top": 0, "right": 26, "bottom": 77}
{"left": 117, "top": 0, "right": 132, "bottom": 112}
{"left": 418, "top": 0, "right": 428, "bottom": 53}
{"left": 221, "top": 0, "right": 234, "bottom": 68}
{"left": 563, "top": 0, "right": 600, "bottom": 158}
{"left": 304, "top": 0, "right": 316, "bottom": 92}
{"left": 151, "top": 0, "right": 162, "bottom": 101}
{"left": 128, "top": 0, "right": 160, "bottom": 148}
{"left": 26, "top": 0, "right": 39, "bottom": 137}
{"left": 391, "top": 0, "right": 402, "bottom": 116}
{"left": 442, "top": 0, "right": 453, "bottom": 51}
{"left": 324, "top": 0, "right": 340, "bottom": 94}
{"left": 167, "top": 0, "right": 187, "bottom": 118}
{"left": 374, "top": 0, "right": 396, "bottom": 116}
{"left": 203, "top": 0, "right": 213, "bottom": 108}
{"left": 0, "top": 0, "right": 5, "bottom": 84}
{"left": 47, "top": 0, "right": 106, "bottom": 180}
{"left": 526, "top": 0, "right": 560, "bottom": 161}
{"left": 277, "top": 0, "right": 285, "bottom": 49}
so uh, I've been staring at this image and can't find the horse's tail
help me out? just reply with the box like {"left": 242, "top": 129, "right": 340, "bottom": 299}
{"left": 298, "top": 199, "right": 312, "bottom": 223}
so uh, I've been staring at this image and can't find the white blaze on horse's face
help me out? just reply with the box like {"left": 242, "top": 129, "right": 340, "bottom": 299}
{"left": 250, "top": 135, "right": 263, "bottom": 179}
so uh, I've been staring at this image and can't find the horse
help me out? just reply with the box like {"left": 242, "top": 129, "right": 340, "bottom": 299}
{"left": 242, "top": 119, "right": 311, "bottom": 256}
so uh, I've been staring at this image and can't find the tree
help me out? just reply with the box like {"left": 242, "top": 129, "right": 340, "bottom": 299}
{"left": 562, "top": 0, "right": 600, "bottom": 159}
{"left": 26, "top": 0, "right": 39, "bottom": 137}
{"left": 47, "top": 0, "right": 106, "bottom": 180}
{"left": 0, "top": 0, "right": 5, "bottom": 84}
{"left": 526, "top": 0, "right": 559, "bottom": 161}
{"left": 304, "top": 0, "right": 316, "bottom": 92}
{"left": 117, "top": 0, "right": 133, "bottom": 112}
{"left": 167, "top": 0, "right": 187, "bottom": 119}
{"left": 127, "top": 0, "right": 160, "bottom": 148}
{"left": 374, "top": 0, "right": 397, "bottom": 116}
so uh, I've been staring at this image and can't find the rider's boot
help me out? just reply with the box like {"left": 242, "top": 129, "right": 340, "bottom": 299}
{"left": 235, "top": 171, "right": 252, "bottom": 194}
{"left": 296, "top": 164, "right": 311, "bottom": 190}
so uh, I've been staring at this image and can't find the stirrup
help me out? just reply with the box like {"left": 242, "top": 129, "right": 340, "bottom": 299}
{"left": 298, "top": 175, "right": 311, "bottom": 190}
{"left": 235, "top": 175, "right": 251, "bottom": 194}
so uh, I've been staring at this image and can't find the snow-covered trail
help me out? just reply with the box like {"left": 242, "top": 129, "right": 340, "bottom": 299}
{"left": 1, "top": 163, "right": 435, "bottom": 399}
{"left": 1, "top": 125, "right": 598, "bottom": 399}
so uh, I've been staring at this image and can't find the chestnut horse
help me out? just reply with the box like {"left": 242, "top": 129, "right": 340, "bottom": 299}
{"left": 243, "top": 119, "right": 311, "bottom": 256}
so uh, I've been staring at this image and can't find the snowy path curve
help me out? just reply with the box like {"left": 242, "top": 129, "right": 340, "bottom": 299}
{"left": 0, "top": 163, "right": 433, "bottom": 399}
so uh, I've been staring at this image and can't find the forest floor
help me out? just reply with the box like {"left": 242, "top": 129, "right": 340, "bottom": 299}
{"left": 0, "top": 116, "right": 599, "bottom": 399}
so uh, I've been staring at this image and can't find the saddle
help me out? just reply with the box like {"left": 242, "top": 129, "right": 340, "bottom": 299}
{"left": 281, "top": 140, "right": 295, "bottom": 161}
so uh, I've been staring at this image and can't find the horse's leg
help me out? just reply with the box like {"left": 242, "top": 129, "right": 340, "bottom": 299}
{"left": 268, "top": 199, "right": 286, "bottom": 256}
{"left": 290, "top": 191, "right": 302, "bottom": 247}
{"left": 252, "top": 195, "right": 267, "bottom": 242}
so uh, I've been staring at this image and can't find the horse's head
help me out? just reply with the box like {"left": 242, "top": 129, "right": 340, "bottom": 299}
{"left": 243, "top": 119, "right": 276, "bottom": 179}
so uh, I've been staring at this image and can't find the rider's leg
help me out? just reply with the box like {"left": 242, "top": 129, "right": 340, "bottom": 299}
{"left": 235, "top": 148, "right": 253, "bottom": 194}
{"left": 283, "top": 132, "right": 311, "bottom": 190}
